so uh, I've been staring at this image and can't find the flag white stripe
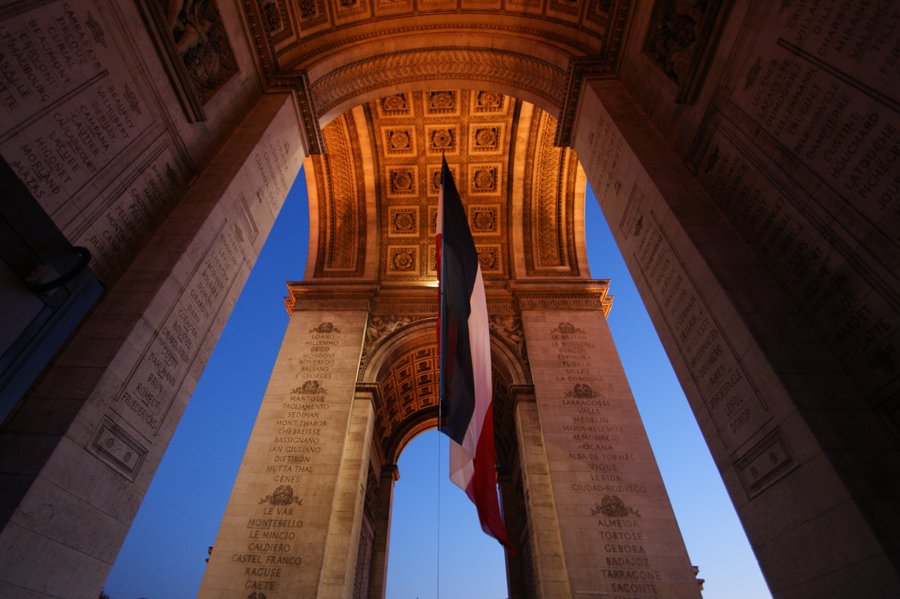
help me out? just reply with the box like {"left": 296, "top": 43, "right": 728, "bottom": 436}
{"left": 448, "top": 263, "right": 490, "bottom": 492}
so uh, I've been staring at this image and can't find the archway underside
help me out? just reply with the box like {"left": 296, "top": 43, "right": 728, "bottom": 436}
{"left": 288, "top": 88, "right": 589, "bottom": 292}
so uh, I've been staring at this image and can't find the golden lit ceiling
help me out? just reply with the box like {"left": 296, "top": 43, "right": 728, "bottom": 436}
{"left": 304, "top": 89, "right": 586, "bottom": 283}
{"left": 245, "top": 1, "right": 632, "bottom": 142}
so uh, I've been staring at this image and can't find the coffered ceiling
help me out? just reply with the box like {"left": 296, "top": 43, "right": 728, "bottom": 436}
{"left": 303, "top": 89, "right": 587, "bottom": 284}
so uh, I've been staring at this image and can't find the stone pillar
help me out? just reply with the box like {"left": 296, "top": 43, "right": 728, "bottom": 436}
{"left": 572, "top": 76, "right": 900, "bottom": 596}
{"left": 317, "top": 392, "right": 376, "bottom": 598}
{"left": 516, "top": 281, "right": 701, "bottom": 599}
{"left": 200, "top": 286, "right": 373, "bottom": 598}
{"left": 514, "top": 394, "right": 572, "bottom": 599}
{"left": 0, "top": 93, "right": 304, "bottom": 599}
{"left": 366, "top": 464, "right": 397, "bottom": 599}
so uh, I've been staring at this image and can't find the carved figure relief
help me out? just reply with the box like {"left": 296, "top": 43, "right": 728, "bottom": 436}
{"left": 261, "top": 0, "right": 282, "bottom": 32}
{"left": 158, "top": 0, "right": 238, "bottom": 101}
{"left": 358, "top": 315, "right": 421, "bottom": 378}
{"left": 488, "top": 314, "right": 529, "bottom": 367}
{"left": 645, "top": 0, "right": 725, "bottom": 101}
{"left": 364, "top": 315, "right": 418, "bottom": 352}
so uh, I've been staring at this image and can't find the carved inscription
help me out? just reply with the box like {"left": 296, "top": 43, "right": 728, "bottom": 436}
{"left": 545, "top": 322, "right": 665, "bottom": 594}
{"left": 237, "top": 322, "right": 342, "bottom": 592}
{"left": 629, "top": 211, "right": 771, "bottom": 449}
{"left": 706, "top": 0, "right": 900, "bottom": 400}
{"left": 79, "top": 149, "right": 183, "bottom": 283}
{"left": 113, "top": 223, "right": 244, "bottom": 434}
{"left": 733, "top": 26, "right": 899, "bottom": 243}
{"left": 699, "top": 132, "right": 898, "bottom": 400}
{"left": 0, "top": 1, "right": 153, "bottom": 217}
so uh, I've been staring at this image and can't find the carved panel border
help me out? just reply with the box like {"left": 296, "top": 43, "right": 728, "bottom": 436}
{"left": 88, "top": 417, "right": 149, "bottom": 481}
{"left": 523, "top": 110, "right": 581, "bottom": 276}
{"left": 313, "top": 113, "right": 367, "bottom": 277}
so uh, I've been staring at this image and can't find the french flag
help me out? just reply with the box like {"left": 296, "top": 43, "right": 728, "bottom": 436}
{"left": 436, "top": 157, "right": 513, "bottom": 550}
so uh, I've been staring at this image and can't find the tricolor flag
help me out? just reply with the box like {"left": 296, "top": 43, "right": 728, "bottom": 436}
{"left": 436, "top": 157, "right": 513, "bottom": 550}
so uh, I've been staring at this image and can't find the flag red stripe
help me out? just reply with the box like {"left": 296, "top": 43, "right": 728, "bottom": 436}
{"left": 465, "top": 404, "right": 514, "bottom": 551}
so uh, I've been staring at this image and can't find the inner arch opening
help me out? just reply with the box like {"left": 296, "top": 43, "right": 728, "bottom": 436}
{"left": 105, "top": 85, "right": 768, "bottom": 599}
{"left": 386, "top": 429, "right": 508, "bottom": 599}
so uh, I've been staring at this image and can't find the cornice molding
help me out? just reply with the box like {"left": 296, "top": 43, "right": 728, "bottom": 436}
{"left": 284, "top": 282, "right": 378, "bottom": 312}
{"left": 267, "top": 71, "right": 325, "bottom": 155}
{"left": 555, "top": 56, "right": 610, "bottom": 147}
{"left": 512, "top": 279, "right": 613, "bottom": 315}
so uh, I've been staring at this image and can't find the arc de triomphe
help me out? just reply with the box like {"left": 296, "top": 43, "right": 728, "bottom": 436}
{"left": 0, "top": 1, "right": 897, "bottom": 598}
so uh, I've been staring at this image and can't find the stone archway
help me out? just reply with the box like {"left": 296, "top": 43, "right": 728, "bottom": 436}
{"left": 355, "top": 317, "right": 531, "bottom": 597}
{"left": 0, "top": 1, "right": 897, "bottom": 597}
{"left": 197, "top": 87, "right": 706, "bottom": 598}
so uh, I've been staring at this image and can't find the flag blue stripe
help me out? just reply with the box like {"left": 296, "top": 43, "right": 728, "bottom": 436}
{"left": 440, "top": 160, "right": 478, "bottom": 444}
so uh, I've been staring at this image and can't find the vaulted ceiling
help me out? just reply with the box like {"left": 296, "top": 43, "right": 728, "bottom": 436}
{"left": 300, "top": 89, "right": 587, "bottom": 284}
{"left": 261, "top": 0, "right": 618, "bottom": 449}
{"left": 245, "top": 0, "right": 632, "bottom": 141}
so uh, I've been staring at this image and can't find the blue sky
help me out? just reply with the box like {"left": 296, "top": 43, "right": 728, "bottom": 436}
{"left": 103, "top": 168, "right": 771, "bottom": 598}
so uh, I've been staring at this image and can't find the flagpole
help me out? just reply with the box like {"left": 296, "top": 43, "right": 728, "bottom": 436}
{"left": 438, "top": 152, "right": 445, "bottom": 438}
{"left": 436, "top": 153, "right": 446, "bottom": 599}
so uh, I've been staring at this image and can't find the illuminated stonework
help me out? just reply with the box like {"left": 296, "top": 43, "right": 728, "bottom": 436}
{"left": 308, "top": 90, "right": 585, "bottom": 282}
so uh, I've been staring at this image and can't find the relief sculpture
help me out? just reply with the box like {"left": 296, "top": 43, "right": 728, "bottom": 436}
{"left": 161, "top": 0, "right": 238, "bottom": 101}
